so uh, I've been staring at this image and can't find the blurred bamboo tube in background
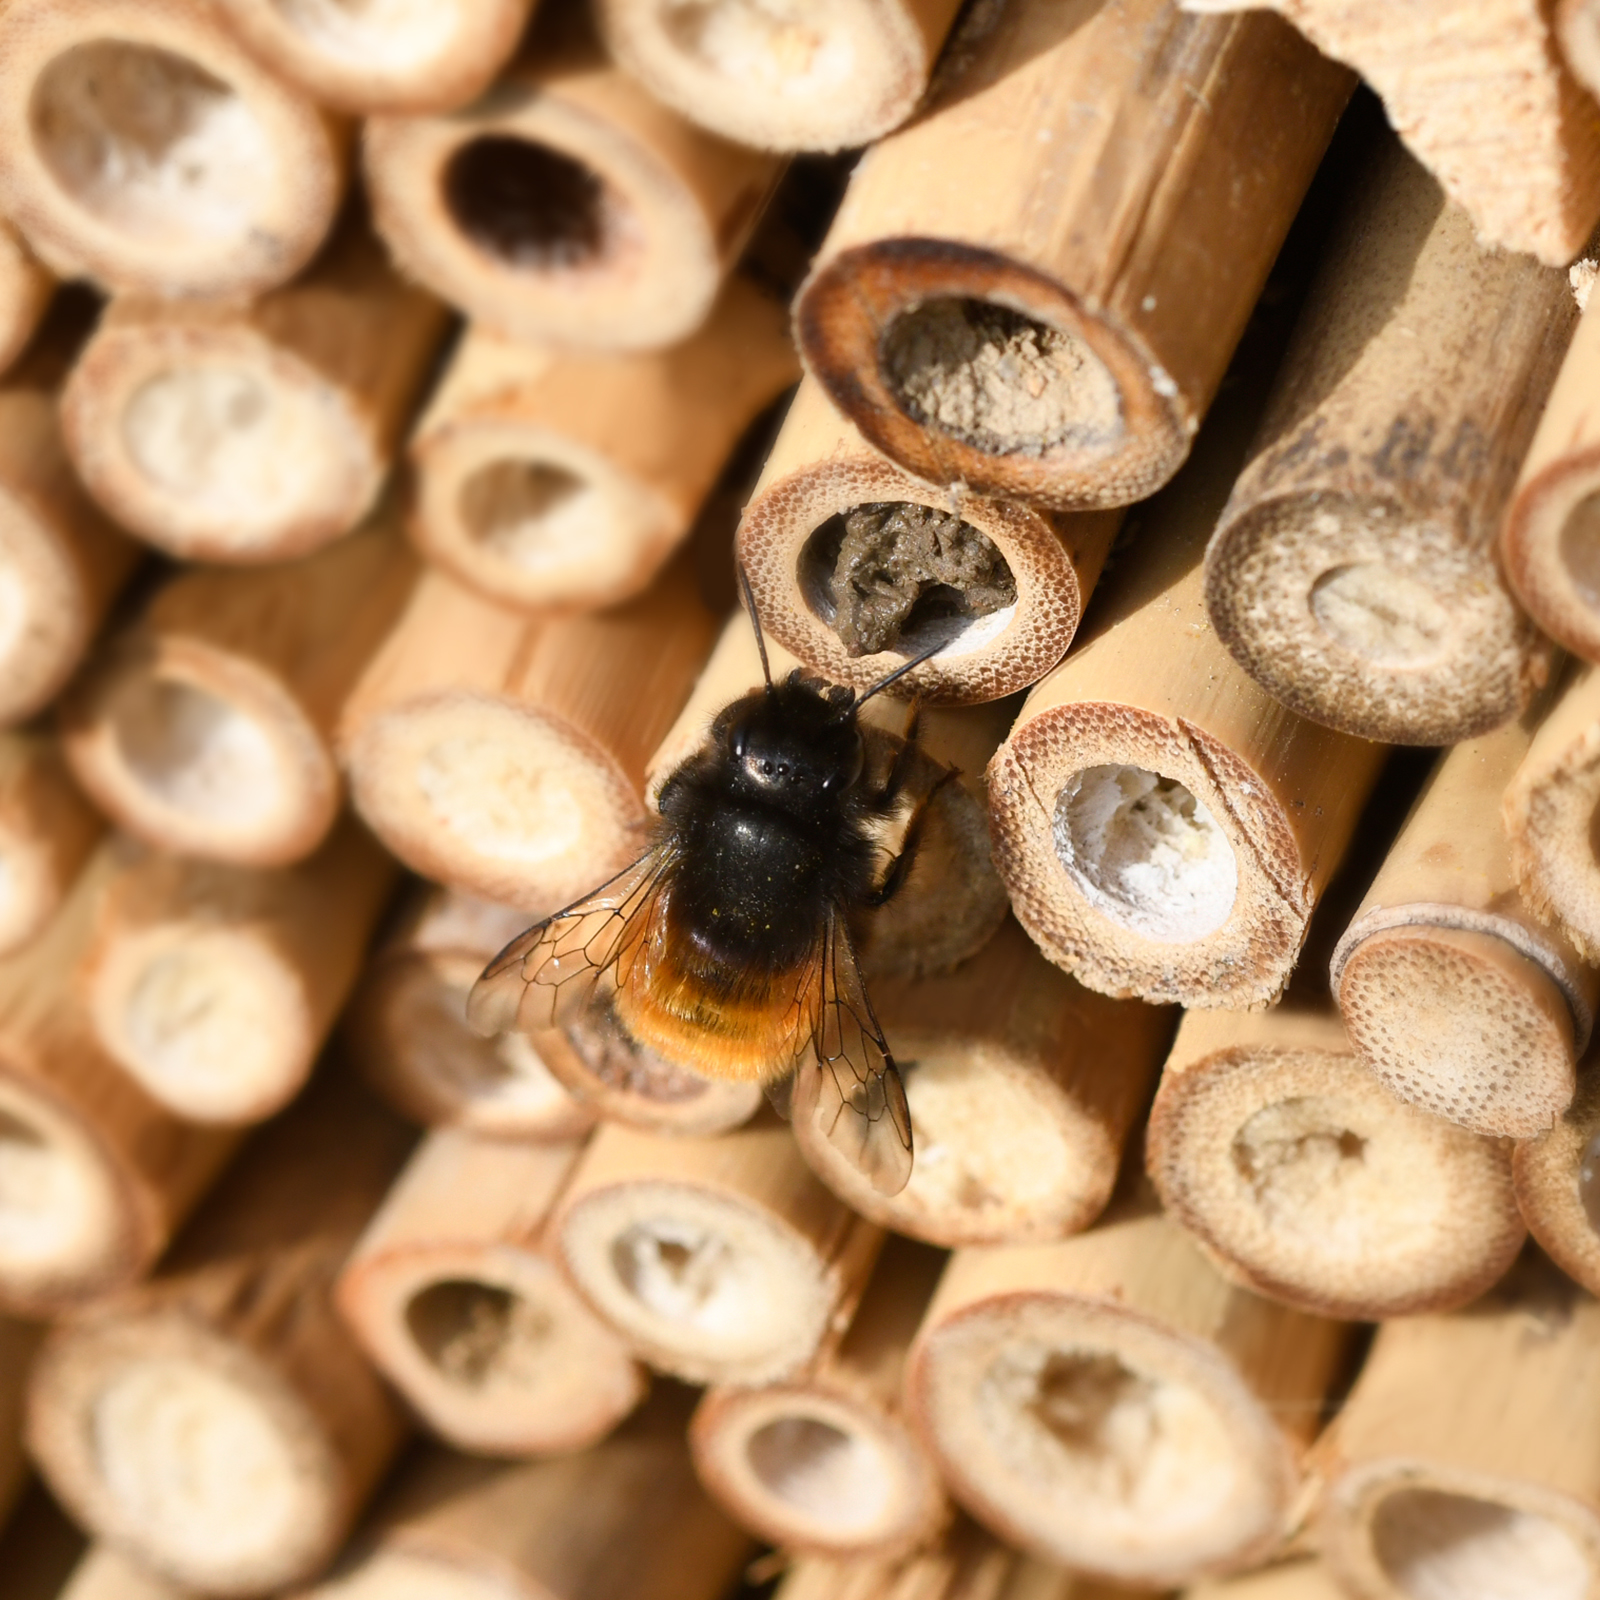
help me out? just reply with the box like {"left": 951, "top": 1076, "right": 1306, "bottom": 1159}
{"left": 1184, "top": 1560, "right": 1347, "bottom": 1600}
{"left": 555, "top": 1118, "right": 883, "bottom": 1386}
{"left": 905, "top": 1200, "right": 1351, "bottom": 1587}
{"left": 0, "top": 1317, "right": 44, "bottom": 1527}
{"left": 62, "top": 516, "right": 417, "bottom": 868}
{"left": 1512, "top": 1060, "right": 1600, "bottom": 1297}
{"left": 79, "top": 823, "right": 396, "bottom": 1125}
{"left": 26, "top": 1068, "right": 414, "bottom": 1598}
{"left": 55, "top": 1548, "right": 193, "bottom": 1600}
{"left": 1562, "top": 0, "right": 1600, "bottom": 110}
{"left": 0, "top": 0, "right": 348, "bottom": 299}
{"left": 0, "top": 732, "right": 102, "bottom": 958}
{"left": 0, "top": 225, "right": 52, "bottom": 378}
{"left": 335, "top": 1129, "right": 645, "bottom": 1458}
{"left": 795, "top": 0, "right": 1351, "bottom": 510}
{"left": 736, "top": 380, "right": 1123, "bottom": 705}
{"left": 1147, "top": 1007, "right": 1526, "bottom": 1319}
{"left": 795, "top": 918, "right": 1170, "bottom": 1248}
{"left": 340, "top": 560, "right": 716, "bottom": 911}
{"left": 62, "top": 220, "right": 449, "bottom": 565}
{"left": 409, "top": 279, "right": 796, "bottom": 612}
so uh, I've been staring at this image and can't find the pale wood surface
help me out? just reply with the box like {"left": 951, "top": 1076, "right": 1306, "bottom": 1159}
{"left": 0, "top": 730, "right": 102, "bottom": 957}
{"left": 0, "top": 222, "right": 50, "bottom": 377}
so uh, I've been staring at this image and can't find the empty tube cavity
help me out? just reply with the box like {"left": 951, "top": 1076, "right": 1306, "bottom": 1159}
{"left": 745, "top": 1414, "right": 892, "bottom": 1530}
{"left": 457, "top": 459, "right": 600, "bottom": 572}
{"left": 405, "top": 1278, "right": 552, "bottom": 1390}
{"left": 1560, "top": 490, "right": 1600, "bottom": 609}
{"left": 443, "top": 138, "right": 619, "bottom": 271}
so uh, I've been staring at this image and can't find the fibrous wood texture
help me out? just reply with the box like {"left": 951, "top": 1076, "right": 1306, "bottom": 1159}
{"left": 0, "top": 730, "right": 102, "bottom": 957}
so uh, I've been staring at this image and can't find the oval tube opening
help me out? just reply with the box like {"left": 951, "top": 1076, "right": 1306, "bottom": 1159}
{"left": 442, "top": 137, "right": 616, "bottom": 272}
{"left": 745, "top": 1413, "right": 892, "bottom": 1530}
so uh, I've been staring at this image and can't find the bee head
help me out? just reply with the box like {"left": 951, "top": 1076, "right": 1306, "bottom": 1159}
{"left": 718, "top": 673, "right": 863, "bottom": 806}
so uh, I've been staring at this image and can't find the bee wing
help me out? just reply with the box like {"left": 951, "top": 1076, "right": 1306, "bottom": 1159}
{"left": 466, "top": 849, "right": 675, "bottom": 1037}
{"left": 791, "top": 912, "right": 913, "bottom": 1197}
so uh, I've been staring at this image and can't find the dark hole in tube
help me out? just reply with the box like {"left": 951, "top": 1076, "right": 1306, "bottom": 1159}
{"left": 443, "top": 136, "right": 607, "bottom": 269}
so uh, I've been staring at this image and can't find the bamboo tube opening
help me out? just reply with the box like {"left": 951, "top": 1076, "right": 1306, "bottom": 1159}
{"left": 1560, "top": 490, "right": 1600, "bottom": 612}
{"left": 455, "top": 455, "right": 600, "bottom": 573}
{"left": 265, "top": 0, "right": 462, "bottom": 70}
{"left": 738, "top": 1405, "right": 897, "bottom": 1534}
{"left": 1511, "top": 1070, "right": 1600, "bottom": 1295}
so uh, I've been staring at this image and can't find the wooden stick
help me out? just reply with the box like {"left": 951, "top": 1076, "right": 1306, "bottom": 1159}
{"left": 26, "top": 1065, "right": 413, "bottom": 1597}
{"left": 339, "top": 559, "right": 716, "bottom": 911}
{"left": 62, "top": 216, "right": 450, "bottom": 565}
{"left": 554, "top": 1116, "right": 882, "bottom": 1387}
{"left": 1184, "top": 1560, "right": 1348, "bottom": 1600}
{"left": 0, "top": 0, "right": 348, "bottom": 298}
{"left": 409, "top": 278, "right": 797, "bottom": 613}
{"left": 342, "top": 882, "right": 597, "bottom": 1139}
{"left": 0, "top": 1316, "right": 44, "bottom": 1530}
{"left": 57, "top": 1548, "right": 194, "bottom": 1600}
{"left": 0, "top": 224, "right": 52, "bottom": 378}
{"left": 1317, "top": 1256, "right": 1600, "bottom": 1600}
{"left": 1147, "top": 1006, "right": 1526, "bottom": 1319}
{"left": 78, "top": 822, "right": 397, "bottom": 1126}
{"left": 62, "top": 512, "right": 417, "bottom": 868}
{"left": 0, "top": 731, "right": 103, "bottom": 958}
{"left": 1206, "top": 135, "right": 1573, "bottom": 747}
{"left": 1512, "top": 1056, "right": 1600, "bottom": 1298}
{"left": 335, "top": 1128, "right": 645, "bottom": 1458}
{"left": 794, "top": 0, "right": 1351, "bottom": 511}
{"left": 794, "top": 918, "right": 1170, "bottom": 1248}
{"left": 905, "top": 1195, "right": 1351, "bottom": 1588}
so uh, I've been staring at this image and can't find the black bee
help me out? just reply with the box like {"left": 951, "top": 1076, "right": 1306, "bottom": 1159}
{"left": 467, "top": 579, "right": 950, "bottom": 1195}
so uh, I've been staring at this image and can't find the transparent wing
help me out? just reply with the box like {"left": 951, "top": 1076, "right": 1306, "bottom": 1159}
{"left": 466, "top": 849, "right": 675, "bottom": 1038}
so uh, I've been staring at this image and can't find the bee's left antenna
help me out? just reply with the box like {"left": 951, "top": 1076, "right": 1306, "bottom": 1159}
{"left": 854, "top": 636, "right": 946, "bottom": 710}
{"left": 738, "top": 563, "right": 774, "bottom": 692}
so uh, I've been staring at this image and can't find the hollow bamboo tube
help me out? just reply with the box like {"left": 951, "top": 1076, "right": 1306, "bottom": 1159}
{"left": 78, "top": 822, "right": 397, "bottom": 1126}
{"left": 364, "top": 20, "right": 780, "bottom": 351}
{"left": 1184, "top": 1561, "right": 1346, "bottom": 1600}
{"left": 61, "top": 513, "right": 417, "bottom": 868}
{"left": 342, "top": 882, "right": 598, "bottom": 1139}
{"left": 1147, "top": 1006, "right": 1526, "bottom": 1319}
{"left": 335, "top": 1128, "right": 645, "bottom": 1458}
{"left": 1205, "top": 137, "right": 1572, "bottom": 747}
{"left": 0, "top": 0, "right": 348, "bottom": 299}
{"left": 1317, "top": 1256, "right": 1600, "bottom": 1600}
{"left": 736, "top": 379, "right": 1123, "bottom": 704}
{"left": 409, "top": 278, "right": 797, "bottom": 613}
{"left": 0, "top": 1316, "right": 44, "bottom": 1528}
{"left": 62, "top": 218, "right": 450, "bottom": 565}
{"left": 339, "top": 559, "right": 717, "bottom": 912}
{"left": 555, "top": 1116, "right": 883, "bottom": 1386}
{"left": 26, "top": 1065, "right": 414, "bottom": 1598}
{"left": 0, "top": 731, "right": 103, "bottom": 958}
{"left": 0, "top": 224, "right": 52, "bottom": 379}
{"left": 905, "top": 1196, "right": 1351, "bottom": 1588}
{"left": 57, "top": 1548, "right": 194, "bottom": 1600}
{"left": 793, "top": 0, "right": 1351, "bottom": 511}
{"left": 1513, "top": 1051, "right": 1600, "bottom": 1301}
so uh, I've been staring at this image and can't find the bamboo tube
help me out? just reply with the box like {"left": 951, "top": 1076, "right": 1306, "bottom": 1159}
{"left": 0, "top": 0, "right": 347, "bottom": 299}
{"left": 0, "top": 224, "right": 52, "bottom": 379}
{"left": 1, "top": 1482, "right": 87, "bottom": 1600}
{"left": 555, "top": 1117, "right": 883, "bottom": 1386}
{"left": 0, "top": 732, "right": 103, "bottom": 958}
{"left": 1563, "top": 0, "right": 1600, "bottom": 107}
{"left": 78, "top": 823, "right": 396, "bottom": 1126}
{"left": 1184, "top": 1561, "right": 1346, "bottom": 1600}
{"left": 1147, "top": 1006, "right": 1526, "bottom": 1319}
{"left": 409, "top": 278, "right": 797, "bottom": 613}
{"left": 343, "top": 883, "right": 598, "bottom": 1139}
{"left": 1317, "top": 1255, "right": 1600, "bottom": 1600}
{"left": 905, "top": 1197, "right": 1350, "bottom": 1587}
{"left": 1512, "top": 1056, "right": 1600, "bottom": 1297}
{"left": 62, "top": 218, "right": 450, "bottom": 565}
{"left": 339, "top": 559, "right": 717, "bottom": 911}
{"left": 58, "top": 1548, "right": 195, "bottom": 1600}
{"left": 363, "top": 18, "right": 780, "bottom": 351}
{"left": 793, "top": 0, "right": 1351, "bottom": 511}
{"left": 0, "top": 1316, "right": 44, "bottom": 1528}
{"left": 61, "top": 514, "right": 417, "bottom": 868}
{"left": 27, "top": 1066, "right": 414, "bottom": 1598}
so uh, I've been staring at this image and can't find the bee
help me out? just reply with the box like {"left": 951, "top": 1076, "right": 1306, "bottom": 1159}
{"left": 467, "top": 579, "right": 952, "bottom": 1195}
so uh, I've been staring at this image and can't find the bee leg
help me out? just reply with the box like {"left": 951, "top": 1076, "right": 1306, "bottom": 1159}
{"left": 865, "top": 766, "right": 960, "bottom": 908}
{"left": 870, "top": 700, "right": 925, "bottom": 809}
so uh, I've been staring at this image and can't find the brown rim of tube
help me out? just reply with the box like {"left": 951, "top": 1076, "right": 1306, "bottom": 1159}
{"left": 1513, "top": 1062, "right": 1600, "bottom": 1298}
{"left": 0, "top": 731, "right": 102, "bottom": 958}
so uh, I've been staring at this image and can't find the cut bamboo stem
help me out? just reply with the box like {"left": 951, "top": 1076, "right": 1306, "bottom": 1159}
{"left": 79, "top": 822, "right": 397, "bottom": 1126}
{"left": 0, "top": 0, "right": 348, "bottom": 298}
{"left": 905, "top": 1196, "right": 1351, "bottom": 1588}
{"left": 335, "top": 1128, "right": 645, "bottom": 1458}
{"left": 339, "top": 559, "right": 716, "bottom": 911}
{"left": 1317, "top": 1255, "right": 1600, "bottom": 1600}
{"left": 0, "top": 224, "right": 52, "bottom": 378}
{"left": 58, "top": 1548, "right": 195, "bottom": 1600}
{"left": 0, "top": 1316, "right": 44, "bottom": 1529}
{"left": 62, "top": 512, "right": 417, "bottom": 868}
{"left": 0, "top": 731, "right": 103, "bottom": 958}
{"left": 794, "top": 0, "right": 1351, "bottom": 510}
{"left": 27, "top": 1065, "right": 414, "bottom": 1598}
{"left": 1206, "top": 135, "right": 1573, "bottom": 747}
{"left": 555, "top": 1117, "right": 883, "bottom": 1387}
{"left": 1147, "top": 1006, "right": 1526, "bottom": 1319}
{"left": 1512, "top": 1056, "right": 1600, "bottom": 1297}
{"left": 409, "top": 278, "right": 797, "bottom": 613}
{"left": 62, "top": 217, "right": 450, "bottom": 565}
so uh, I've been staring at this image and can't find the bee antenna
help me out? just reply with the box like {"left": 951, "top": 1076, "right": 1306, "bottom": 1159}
{"left": 738, "top": 563, "right": 774, "bottom": 692}
{"left": 850, "top": 637, "right": 946, "bottom": 712}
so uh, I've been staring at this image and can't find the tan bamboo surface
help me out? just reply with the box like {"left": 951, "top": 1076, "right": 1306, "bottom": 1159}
{"left": 56, "top": 1547, "right": 195, "bottom": 1600}
{"left": 291, "top": 1386, "right": 752, "bottom": 1600}
{"left": 793, "top": 0, "right": 1351, "bottom": 512}
{"left": 1206, "top": 136, "right": 1573, "bottom": 747}
{"left": 78, "top": 822, "right": 397, "bottom": 1126}
{"left": 0, "top": 1316, "right": 44, "bottom": 1527}
{"left": 62, "top": 513, "right": 417, "bottom": 869}
{"left": 1512, "top": 1053, "right": 1600, "bottom": 1297}
{"left": 0, "top": 731, "right": 103, "bottom": 957}
{"left": 1183, "top": 1559, "right": 1345, "bottom": 1600}
{"left": 555, "top": 1116, "right": 883, "bottom": 1387}
{"left": 409, "top": 278, "right": 797, "bottom": 613}
{"left": 342, "top": 881, "right": 600, "bottom": 1139}
{"left": 795, "top": 918, "right": 1170, "bottom": 1248}
{"left": 735, "top": 379, "right": 1123, "bottom": 705}
{"left": 335, "top": 1128, "right": 646, "bottom": 1458}
{"left": 1563, "top": 0, "right": 1600, "bottom": 107}
{"left": 905, "top": 1193, "right": 1351, "bottom": 1588}
{"left": 0, "top": 0, "right": 348, "bottom": 299}
{"left": 1317, "top": 1255, "right": 1600, "bottom": 1600}
{"left": 61, "top": 218, "right": 450, "bottom": 565}
{"left": 1147, "top": 1005, "right": 1526, "bottom": 1320}
{"left": 363, "top": 14, "right": 780, "bottom": 351}
{"left": 0, "top": 223, "right": 52, "bottom": 378}
{"left": 339, "top": 558, "right": 717, "bottom": 911}
{"left": 26, "top": 1066, "right": 414, "bottom": 1598}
